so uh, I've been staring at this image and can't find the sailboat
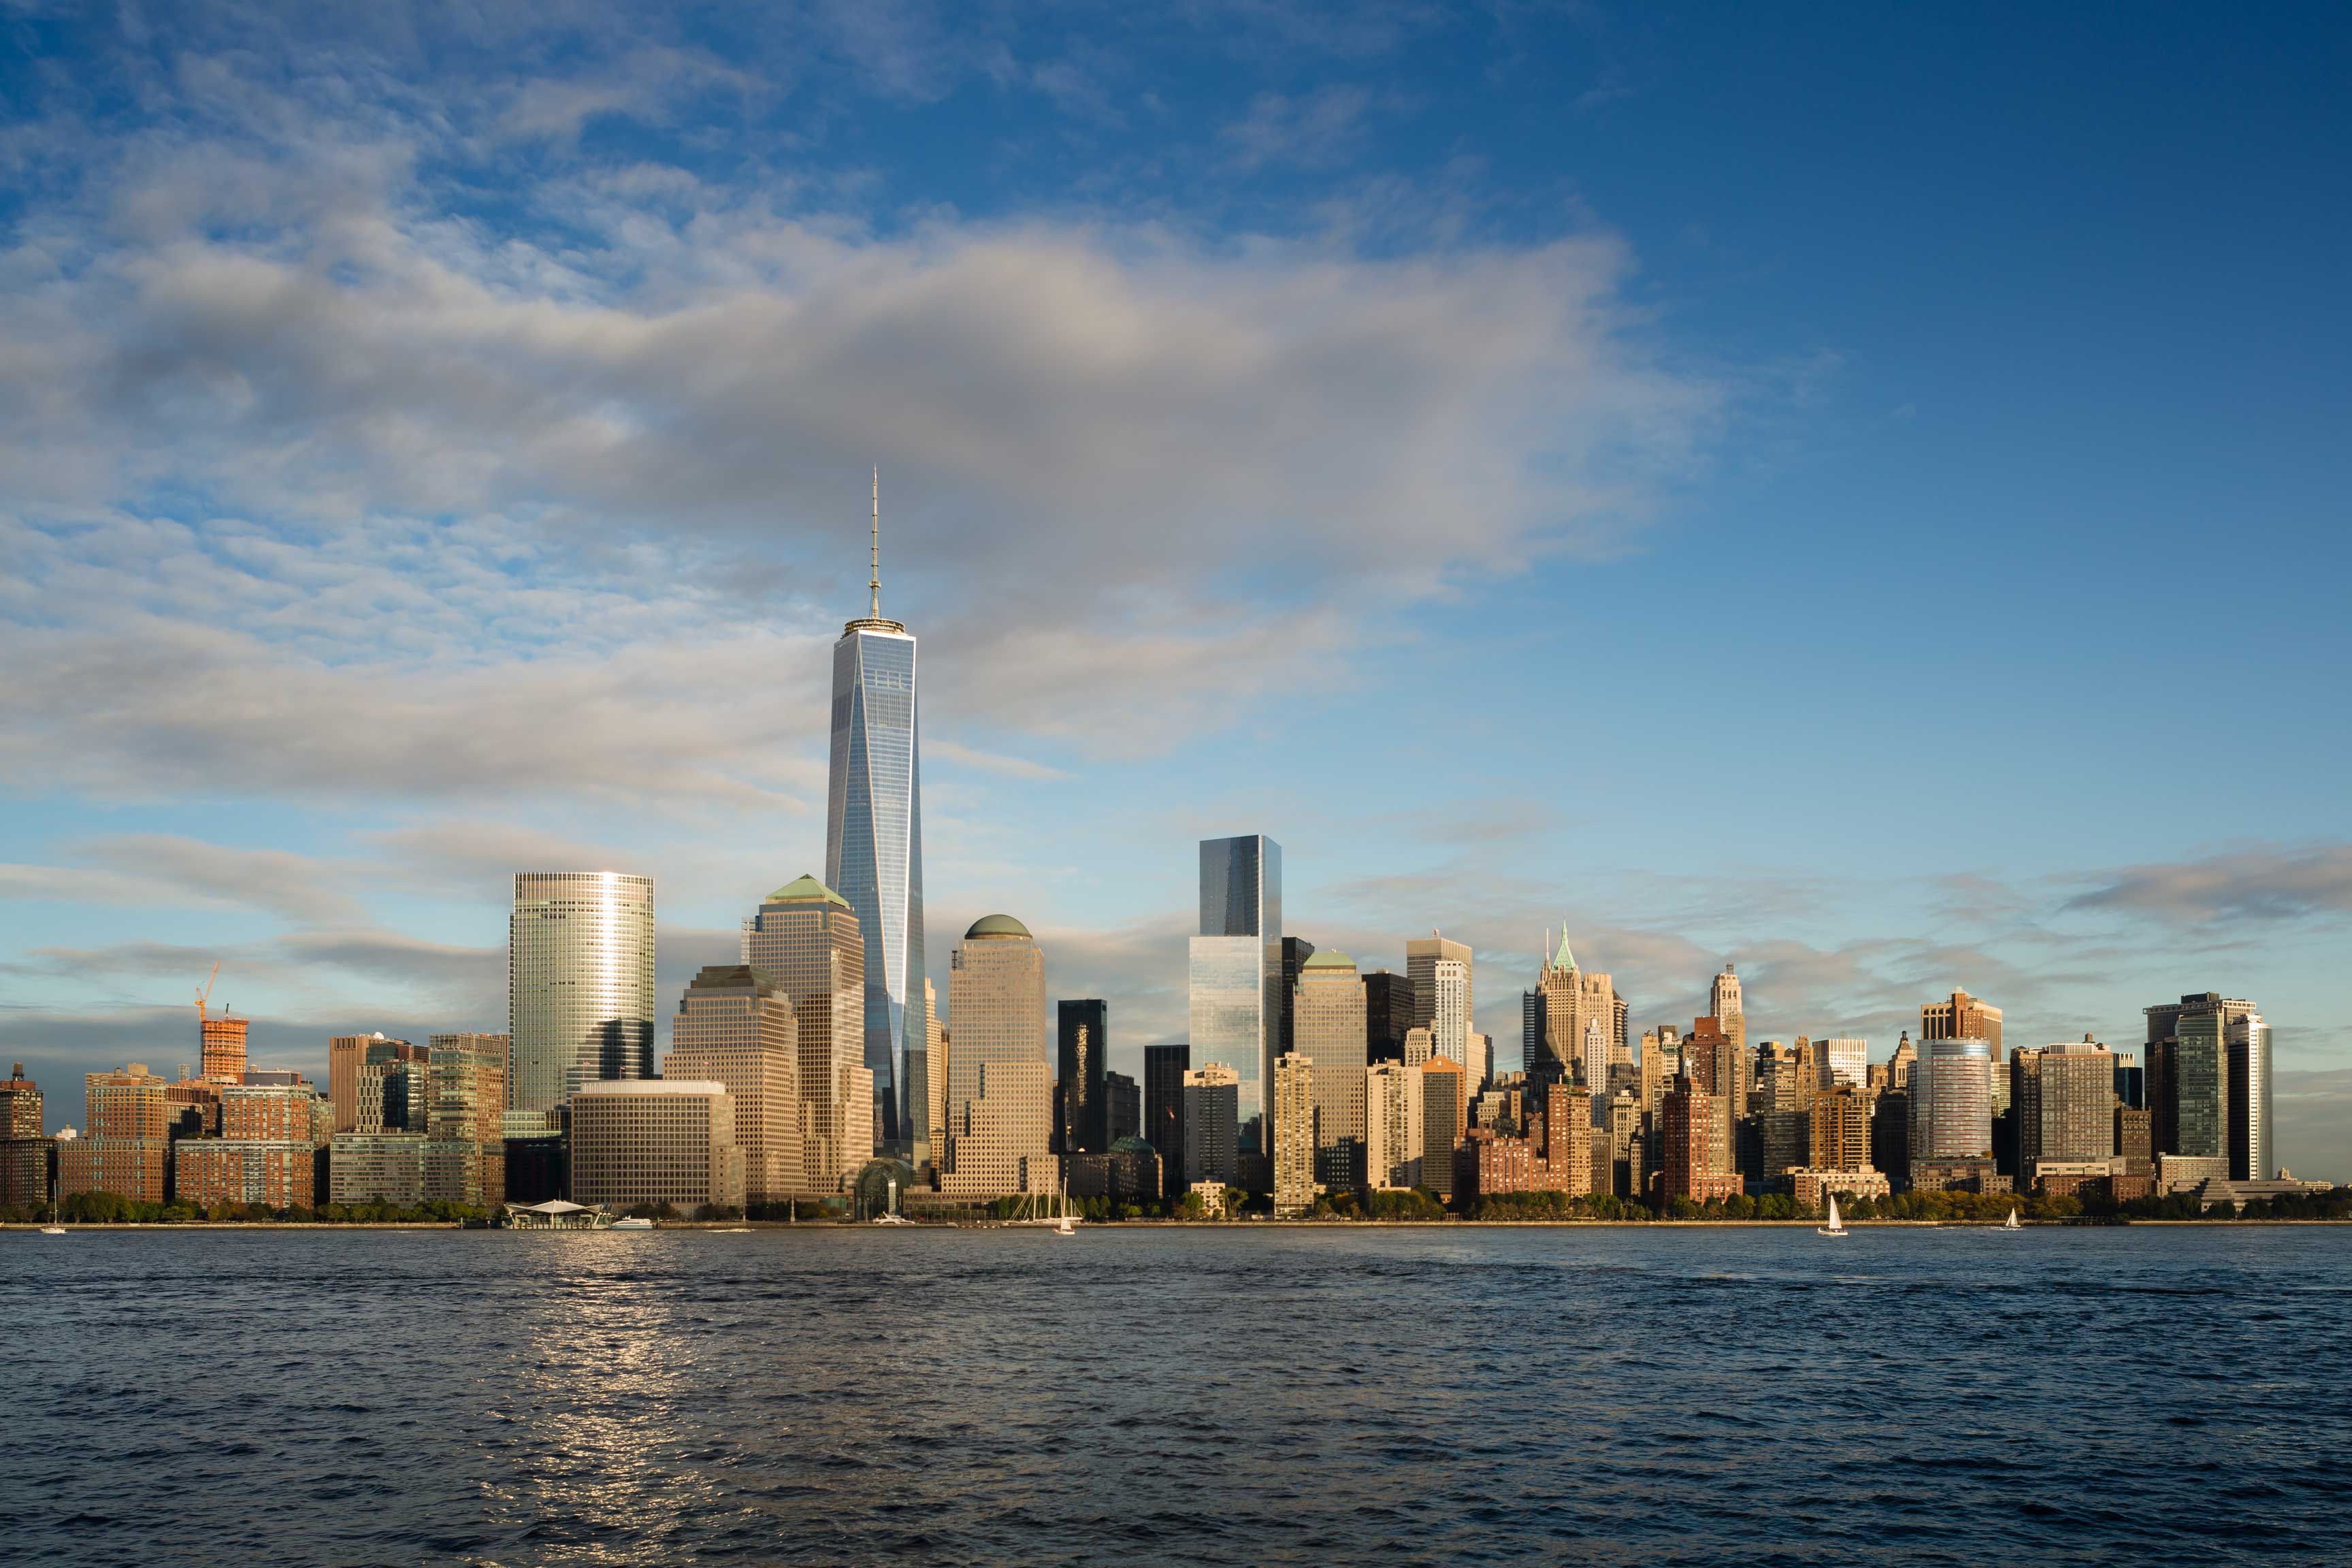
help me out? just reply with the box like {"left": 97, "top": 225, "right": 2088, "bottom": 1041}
{"left": 1817, "top": 1193, "right": 1847, "bottom": 1237}
{"left": 2003, "top": 1206, "right": 2022, "bottom": 1230}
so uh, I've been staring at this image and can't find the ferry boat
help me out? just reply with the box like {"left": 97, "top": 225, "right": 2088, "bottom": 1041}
{"left": 609, "top": 1216, "right": 656, "bottom": 1230}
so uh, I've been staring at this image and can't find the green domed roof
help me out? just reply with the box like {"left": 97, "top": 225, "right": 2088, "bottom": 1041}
{"left": 1109, "top": 1135, "right": 1158, "bottom": 1158}
{"left": 766, "top": 874, "right": 849, "bottom": 907}
{"left": 964, "top": 913, "right": 1032, "bottom": 941}
{"left": 1301, "top": 949, "right": 1356, "bottom": 970}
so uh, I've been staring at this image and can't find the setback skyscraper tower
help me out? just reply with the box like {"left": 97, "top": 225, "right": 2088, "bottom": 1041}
{"left": 826, "top": 472, "right": 925, "bottom": 1155}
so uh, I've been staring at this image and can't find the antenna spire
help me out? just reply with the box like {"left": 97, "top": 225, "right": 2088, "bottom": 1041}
{"left": 870, "top": 467, "right": 882, "bottom": 619}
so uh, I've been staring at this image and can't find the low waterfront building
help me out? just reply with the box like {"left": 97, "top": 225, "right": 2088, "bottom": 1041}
{"left": 1909, "top": 1156, "right": 2010, "bottom": 1194}
{"left": 568, "top": 1079, "right": 746, "bottom": 1215}
{"left": 329, "top": 1132, "right": 475, "bottom": 1208}
{"left": 1788, "top": 1167, "right": 1891, "bottom": 1209}
{"left": 1067, "top": 1137, "right": 1162, "bottom": 1203}
{"left": 174, "top": 1141, "right": 318, "bottom": 1211}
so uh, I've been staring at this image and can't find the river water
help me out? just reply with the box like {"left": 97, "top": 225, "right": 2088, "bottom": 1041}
{"left": 7, "top": 1224, "right": 2347, "bottom": 1565}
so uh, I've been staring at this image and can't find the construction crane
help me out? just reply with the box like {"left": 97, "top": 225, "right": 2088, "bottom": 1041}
{"left": 195, "top": 960, "right": 220, "bottom": 1025}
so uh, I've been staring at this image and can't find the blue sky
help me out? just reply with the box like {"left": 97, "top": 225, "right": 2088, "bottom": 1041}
{"left": 3, "top": 3, "right": 2348, "bottom": 1172}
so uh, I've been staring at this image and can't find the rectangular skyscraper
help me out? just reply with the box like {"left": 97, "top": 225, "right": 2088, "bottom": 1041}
{"left": 826, "top": 476, "right": 924, "bottom": 1156}
{"left": 1189, "top": 835, "right": 1281, "bottom": 1156}
{"left": 1058, "top": 999, "right": 1109, "bottom": 1156}
{"left": 1144, "top": 1043, "right": 1190, "bottom": 1198}
{"left": 508, "top": 872, "right": 656, "bottom": 1114}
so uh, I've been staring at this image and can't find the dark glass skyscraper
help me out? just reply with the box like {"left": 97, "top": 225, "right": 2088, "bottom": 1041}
{"left": 1058, "top": 999, "right": 1109, "bottom": 1156}
{"left": 1364, "top": 969, "right": 1413, "bottom": 1064}
{"left": 1144, "top": 1043, "right": 1191, "bottom": 1198}
{"left": 826, "top": 474, "right": 924, "bottom": 1153}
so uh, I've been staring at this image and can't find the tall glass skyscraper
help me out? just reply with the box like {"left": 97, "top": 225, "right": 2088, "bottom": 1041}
{"left": 826, "top": 475, "right": 924, "bottom": 1154}
{"left": 1189, "top": 834, "right": 1281, "bottom": 1154}
{"left": 508, "top": 872, "right": 656, "bottom": 1114}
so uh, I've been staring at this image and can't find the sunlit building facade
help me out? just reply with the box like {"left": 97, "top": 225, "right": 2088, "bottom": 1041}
{"left": 509, "top": 872, "right": 656, "bottom": 1113}
{"left": 663, "top": 965, "right": 802, "bottom": 1205}
{"left": 826, "top": 497, "right": 925, "bottom": 1155}
{"left": 568, "top": 1079, "right": 746, "bottom": 1215}
{"left": 745, "top": 875, "right": 872, "bottom": 1194}
{"left": 1189, "top": 834, "right": 1281, "bottom": 1156}
{"left": 941, "top": 915, "right": 1055, "bottom": 1198}
{"left": 1293, "top": 949, "right": 1369, "bottom": 1193}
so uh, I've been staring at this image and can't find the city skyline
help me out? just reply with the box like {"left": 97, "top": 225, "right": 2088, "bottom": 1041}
{"left": 1, "top": 7, "right": 2347, "bottom": 1181}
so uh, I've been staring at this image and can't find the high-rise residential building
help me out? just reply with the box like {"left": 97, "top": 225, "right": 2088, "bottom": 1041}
{"left": 0, "top": 1062, "right": 41, "bottom": 1137}
{"left": 1273, "top": 1053, "right": 1316, "bottom": 1218}
{"left": 1530, "top": 929, "right": 1618, "bottom": 1089}
{"left": 1873, "top": 1088, "right": 1911, "bottom": 1188}
{"left": 1366, "top": 1060, "right": 1424, "bottom": 1190}
{"left": 1183, "top": 1062, "right": 1239, "bottom": 1187}
{"left": 941, "top": 915, "right": 1054, "bottom": 1199}
{"left": 1809, "top": 1085, "right": 1871, "bottom": 1172}
{"left": 747, "top": 875, "right": 872, "bottom": 1194}
{"left": 1661, "top": 1069, "right": 1740, "bottom": 1204}
{"left": 200, "top": 1013, "right": 248, "bottom": 1083}
{"left": 1910, "top": 1036, "right": 1993, "bottom": 1160}
{"left": 1292, "top": 949, "right": 1369, "bottom": 1194}
{"left": 1057, "top": 1000, "right": 1109, "bottom": 1157}
{"left": 1277, "top": 937, "right": 1317, "bottom": 1058}
{"left": 2230, "top": 1011, "right": 2272, "bottom": 1183}
{"left": 426, "top": 1033, "right": 508, "bottom": 1207}
{"left": 2014, "top": 1036, "right": 2117, "bottom": 1185}
{"left": 1364, "top": 969, "right": 1413, "bottom": 1064}
{"left": 663, "top": 966, "right": 802, "bottom": 1207}
{"left": 1144, "top": 1043, "right": 1191, "bottom": 1198}
{"left": 1419, "top": 1054, "right": 1465, "bottom": 1200}
{"left": 825, "top": 478, "right": 925, "bottom": 1153}
{"left": 327, "top": 1033, "right": 388, "bottom": 1133}
{"left": 0, "top": 1064, "right": 48, "bottom": 1213}
{"left": 355, "top": 1039, "right": 427, "bottom": 1134}
{"left": 1105, "top": 1071, "right": 1141, "bottom": 1144}
{"left": 1603, "top": 1090, "right": 1644, "bottom": 1199}
{"left": 58, "top": 1064, "right": 170, "bottom": 1204}
{"left": 509, "top": 872, "right": 655, "bottom": 1113}
{"left": 1538, "top": 1082, "right": 1595, "bottom": 1198}
{"left": 1407, "top": 934, "right": 1474, "bottom": 1071}
{"left": 177, "top": 1081, "right": 323, "bottom": 1211}
{"left": 569, "top": 1079, "right": 746, "bottom": 1214}
{"left": 1682, "top": 1017, "right": 1736, "bottom": 1175}
{"left": 1190, "top": 835, "right": 1282, "bottom": 1156}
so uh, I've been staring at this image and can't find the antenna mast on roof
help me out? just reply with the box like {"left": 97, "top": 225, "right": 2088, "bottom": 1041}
{"left": 870, "top": 467, "right": 882, "bottom": 619}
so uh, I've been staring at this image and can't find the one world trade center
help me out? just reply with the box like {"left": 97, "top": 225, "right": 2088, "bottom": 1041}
{"left": 826, "top": 471, "right": 924, "bottom": 1155}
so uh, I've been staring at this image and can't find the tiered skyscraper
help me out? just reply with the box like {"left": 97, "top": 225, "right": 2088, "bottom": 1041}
{"left": 826, "top": 472, "right": 925, "bottom": 1156}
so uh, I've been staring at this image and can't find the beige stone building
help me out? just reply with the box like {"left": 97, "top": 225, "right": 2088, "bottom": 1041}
{"left": 1292, "top": 949, "right": 1368, "bottom": 1193}
{"left": 568, "top": 1079, "right": 746, "bottom": 1214}
{"left": 940, "top": 914, "right": 1056, "bottom": 1199}
{"left": 662, "top": 965, "right": 802, "bottom": 1205}
{"left": 745, "top": 875, "right": 872, "bottom": 1193}
{"left": 1534, "top": 932, "right": 1620, "bottom": 1088}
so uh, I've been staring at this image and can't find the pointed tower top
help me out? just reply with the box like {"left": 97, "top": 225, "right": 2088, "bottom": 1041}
{"left": 1554, "top": 922, "right": 1576, "bottom": 973}
{"left": 844, "top": 467, "right": 906, "bottom": 636}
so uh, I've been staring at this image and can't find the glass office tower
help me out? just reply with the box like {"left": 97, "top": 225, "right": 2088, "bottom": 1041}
{"left": 1188, "top": 834, "right": 1281, "bottom": 1154}
{"left": 826, "top": 481, "right": 924, "bottom": 1154}
{"left": 508, "top": 872, "right": 656, "bottom": 1113}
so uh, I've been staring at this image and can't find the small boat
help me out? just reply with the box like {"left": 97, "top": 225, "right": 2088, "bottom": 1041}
{"left": 39, "top": 1225, "right": 66, "bottom": 1235}
{"left": 2003, "top": 1207, "right": 2022, "bottom": 1230}
{"left": 1816, "top": 1194, "right": 1847, "bottom": 1237}
{"left": 1052, "top": 1213, "right": 1077, "bottom": 1237}
{"left": 610, "top": 1216, "right": 655, "bottom": 1230}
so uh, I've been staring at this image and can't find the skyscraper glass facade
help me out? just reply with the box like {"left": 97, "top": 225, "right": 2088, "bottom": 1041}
{"left": 508, "top": 872, "right": 655, "bottom": 1113}
{"left": 827, "top": 621, "right": 924, "bottom": 1153}
{"left": 1189, "top": 835, "right": 1281, "bottom": 1153}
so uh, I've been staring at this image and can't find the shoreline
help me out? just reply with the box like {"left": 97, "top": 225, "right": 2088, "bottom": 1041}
{"left": 10, "top": 1217, "right": 2347, "bottom": 1232}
